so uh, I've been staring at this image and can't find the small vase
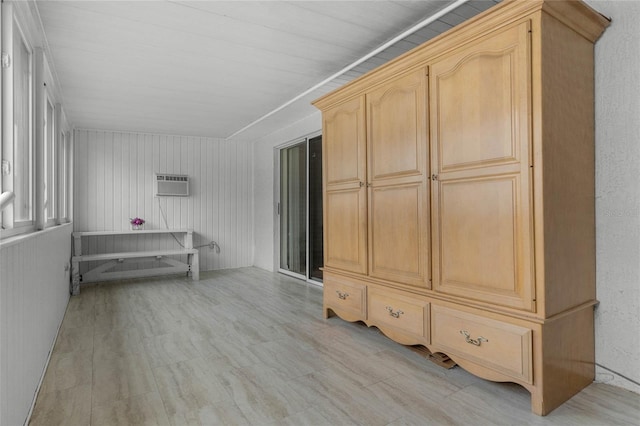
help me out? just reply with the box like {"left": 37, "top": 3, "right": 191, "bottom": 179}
{"left": 131, "top": 224, "right": 143, "bottom": 230}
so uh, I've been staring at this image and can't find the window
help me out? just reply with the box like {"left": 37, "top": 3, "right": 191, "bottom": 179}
{"left": 1, "top": 8, "right": 35, "bottom": 236}
{"left": 59, "top": 131, "right": 67, "bottom": 221}
{"left": 44, "top": 95, "right": 56, "bottom": 225}
{"left": 13, "top": 23, "right": 33, "bottom": 223}
{"left": 57, "top": 108, "right": 70, "bottom": 223}
{"left": 1, "top": 3, "right": 71, "bottom": 239}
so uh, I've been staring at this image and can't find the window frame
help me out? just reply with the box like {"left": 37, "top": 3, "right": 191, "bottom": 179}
{"left": 1, "top": 4, "right": 36, "bottom": 238}
{"left": 56, "top": 107, "right": 70, "bottom": 224}
{"left": 43, "top": 89, "right": 56, "bottom": 227}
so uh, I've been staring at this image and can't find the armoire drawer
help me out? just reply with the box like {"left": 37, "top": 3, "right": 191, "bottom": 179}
{"left": 323, "top": 274, "right": 367, "bottom": 320}
{"left": 431, "top": 305, "right": 533, "bottom": 383}
{"left": 367, "top": 287, "right": 430, "bottom": 345}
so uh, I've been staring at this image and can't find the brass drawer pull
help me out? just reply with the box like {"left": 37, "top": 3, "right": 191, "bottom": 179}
{"left": 336, "top": 290, "right": 349, "bottom": 300}
{"left": 460, "top": 330, "right": 488, "bottom": 346}
{"left": 386, "top": 306, "right": 404, "bottom": 318}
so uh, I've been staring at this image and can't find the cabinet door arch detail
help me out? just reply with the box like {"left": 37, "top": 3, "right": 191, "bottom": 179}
{"left": 324, "top": 97, "right": 366, "bottom": 189}
{"left": 431, "top": 23, "right": 530, "bottom": 173}
{"left": 367, "top": 69, "right": 427, "bottom": 182}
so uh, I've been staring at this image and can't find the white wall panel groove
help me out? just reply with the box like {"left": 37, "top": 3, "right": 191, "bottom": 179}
{"left": 74, "top": 129, "right": 253, "bottom": 274}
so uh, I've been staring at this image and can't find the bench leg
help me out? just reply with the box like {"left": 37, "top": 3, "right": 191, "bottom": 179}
{"left": 190, "top": 252, "right": 200, "bottom": 281}
{"left": 71, "top": 260, "right": 81, "bottom": 296}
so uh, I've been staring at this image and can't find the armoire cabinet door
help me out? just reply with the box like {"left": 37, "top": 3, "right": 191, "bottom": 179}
{"left": 429, "top": 22, "right": 535, "bottom": 310}
{"left": 323, "top": 97, "right": 368, "bottom": 274}
{"left": 367, "top": 69, "right": 430, "bottom": 288}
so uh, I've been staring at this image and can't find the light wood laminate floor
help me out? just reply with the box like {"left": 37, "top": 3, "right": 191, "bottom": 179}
{"left": 30, "top": 267, "right": 639, "bottom": 426}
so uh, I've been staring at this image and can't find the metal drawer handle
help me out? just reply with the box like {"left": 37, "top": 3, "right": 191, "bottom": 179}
{"left": 386, "top": 306, "right": 404, "bottom": 318}
{"left": 336, "top": 291, "right": 349, "bottom": 300}
{"left": 460, "top": 330, "right": 488, "bottom": 346}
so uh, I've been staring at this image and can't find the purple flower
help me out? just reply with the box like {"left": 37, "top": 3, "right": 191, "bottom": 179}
{"left": 130, "top": 217, "right": 145, "bottom": 225}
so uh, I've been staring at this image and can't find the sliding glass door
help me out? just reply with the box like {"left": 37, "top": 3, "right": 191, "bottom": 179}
{"left": 278, "top": 135, "right": 323, "bottom": 282}
{"left": 308, "top": 136, "right": 323, "bottom": 281}
{"left": 280, "top": 141, "right": 307, "bottom": 276}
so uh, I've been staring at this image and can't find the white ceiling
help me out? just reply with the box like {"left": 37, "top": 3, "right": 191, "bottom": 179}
{"left": 35, "top": 0, "right": 498, "bottom": 140}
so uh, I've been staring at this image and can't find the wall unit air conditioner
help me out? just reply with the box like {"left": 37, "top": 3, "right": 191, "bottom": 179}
{"left": 155, "top": 173, "right": 189, "bottom": 197}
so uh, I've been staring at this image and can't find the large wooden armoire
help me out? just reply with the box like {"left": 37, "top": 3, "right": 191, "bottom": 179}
{"left": 312, "top": 0, "right": 609, "bottom": 416}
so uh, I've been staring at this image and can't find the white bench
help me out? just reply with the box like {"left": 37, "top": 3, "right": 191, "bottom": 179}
{"left": 71, "top": 229, "right": 199, "bottom": 295}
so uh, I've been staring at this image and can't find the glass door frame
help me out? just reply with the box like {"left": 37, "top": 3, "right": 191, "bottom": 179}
{"left": 275, "top": 131, "right": 323, "bottom": 286}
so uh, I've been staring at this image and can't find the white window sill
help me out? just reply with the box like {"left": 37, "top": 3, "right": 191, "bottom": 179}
{"left": 0, "top": 222, "right": 73, "bottom": 249}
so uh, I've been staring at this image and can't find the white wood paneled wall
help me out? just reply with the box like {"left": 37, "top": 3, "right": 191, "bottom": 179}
{"left": 0, "top": 224, "right": 72, "bottom": 426}
{"left": 73, "top": 130, "right": 254, "bottom": 272}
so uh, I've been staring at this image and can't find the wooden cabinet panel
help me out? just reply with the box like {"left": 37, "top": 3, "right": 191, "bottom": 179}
{"left": 369, "top": 182, "right": 429, "bottom": 288}
{"left": 367, "top": 69, "right": 427, "bottom": 182}
{"left": 434, "top": 174, "right": 533, "bottom": 309}
{"left": 323, "top": 96, "right": 366, "bottom": 189}
{"left": 368, "top": 286, "right": 430, "bottom": 345}
{"left": 324, "top": 188, "right": 367, "bottom": 274}
{"left": 430, "top": 22, "right": 534, "bottom": 311}
{"left": 430, "top": 22, "right": 530, "bottom": 173}
{"left": 431, "top": 305, "right": 532, "bottom": 383}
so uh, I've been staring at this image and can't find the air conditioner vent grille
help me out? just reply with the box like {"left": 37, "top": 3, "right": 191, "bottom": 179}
{"left": 155, "top": 173, "right": 189, "bottom": 197}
